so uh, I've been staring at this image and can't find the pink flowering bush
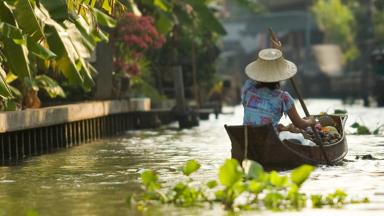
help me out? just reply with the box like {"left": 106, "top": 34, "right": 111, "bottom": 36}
{"left": 114, "top": 13, "right": 166, "bottom": 77}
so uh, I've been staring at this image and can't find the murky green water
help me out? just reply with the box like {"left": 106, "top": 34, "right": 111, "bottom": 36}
{"left": 0, "top": 99, "right": 383, "bottom": 216}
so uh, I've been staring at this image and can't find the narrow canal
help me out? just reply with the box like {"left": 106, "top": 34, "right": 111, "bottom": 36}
{"left": 0, "top": 99, "right": 383, "bottom": 216}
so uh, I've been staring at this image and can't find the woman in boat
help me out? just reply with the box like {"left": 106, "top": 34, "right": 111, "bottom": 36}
{"left": 241, "top": 48, "right": 315, "bottom": 131}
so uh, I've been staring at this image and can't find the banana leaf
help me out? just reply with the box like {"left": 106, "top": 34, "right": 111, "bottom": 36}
{"left": 77, "top": 59, "right": 95, "bottom": 91}
{"left": 0, "top": 66, "right": 13, "bottom": 99}
{"left": 155, "top": 11, "right": 174, "bottom": 34}
{"left": 39, "top": 0, "right": 68, "bottom": 21}
{"left": 64, "top": 21, "right": 92, "bottom": 59}
{"left": 93, "top": 8, "right": 116, "bottom": 27}
{"left": 102, "top": 0, "right": 112, "bottom": 14}
{"left": 0, "top": 1, "right": 16, "bottom": 24}
{"left": 45, "top": 25, "right": 84, "bottom": 86}
{"left": 74, "top": 16, "right": 99, "bottom": 51}
{"left": 35, "top": 74, "right": 66, "bottom": 98}
{"left": 14, "top": 0, "right": 44, "bottom": 42}
{"left": 27, "top": 38, "right": 57, "bottom": 60}
{"left": 0, "top": 1, "right": 31, "bottom": 79}
{"left": 184, "top": 0, "right": 226, "bottom": 35}
{"left": 1, "top": 37, "right": 32, "bottom": 79}
{"left": 0, "top": 22, "right": 25, "bottom": 45}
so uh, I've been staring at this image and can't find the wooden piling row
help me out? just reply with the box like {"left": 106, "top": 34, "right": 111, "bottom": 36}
{"left": 0, "top": 111, "right": 175, "bottom": 165}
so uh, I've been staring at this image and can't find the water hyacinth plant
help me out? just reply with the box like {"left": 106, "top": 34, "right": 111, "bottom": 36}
{"left": 128, "top": 159, "right": 369, "bottom": 212}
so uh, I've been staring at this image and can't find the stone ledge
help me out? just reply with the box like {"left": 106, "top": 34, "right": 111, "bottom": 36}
{"left": 0, "top": 99, "right": 151, "bottom": 133}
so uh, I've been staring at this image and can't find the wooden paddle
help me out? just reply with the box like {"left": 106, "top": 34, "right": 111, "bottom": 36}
{"left": 268, "top": 28, "right": 332, "bottom": 165}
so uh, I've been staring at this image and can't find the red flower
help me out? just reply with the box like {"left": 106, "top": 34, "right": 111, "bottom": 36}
{"left": 114, "top": 13, "right": 166, "bottom": 76}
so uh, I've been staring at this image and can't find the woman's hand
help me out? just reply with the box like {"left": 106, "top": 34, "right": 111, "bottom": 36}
{"left": 288, "top": 106, "right": 317, "bottom": 130}
{"left": 271, "top": 39, "right": 282, "bottom": 50}
{"left": 304, "top": 116, "right": 317, "bottom": 127}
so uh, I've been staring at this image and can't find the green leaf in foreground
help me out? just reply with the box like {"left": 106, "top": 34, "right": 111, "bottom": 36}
{"left": 182, "top": 159, "right": 201, "bottom": 176}
{"left": 219, "top": 159, "right": 243, "bottom": 187}
{"left": 133, "top": 159, "right": 370, "bottom": 212}
{"left": 242, "top": 159, "right": 264, "bottom": 180}
{"left": 207, "top": 180, "right": 218, "bottom": 189}
{"left": 290, "top": 164, "right": 315, "bottom": 187}
{"left": 141, "top": 170, "right": 160, "bottom": 191}
{"left": 270, "top": 171, "right": 288, "bottom": 187}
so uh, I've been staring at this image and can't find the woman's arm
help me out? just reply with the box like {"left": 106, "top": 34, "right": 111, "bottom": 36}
{"left": 287, "top": 106, "right": 316, "bottom": 129}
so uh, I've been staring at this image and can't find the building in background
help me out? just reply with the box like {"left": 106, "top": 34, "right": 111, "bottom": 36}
{"left": 217, "top": 0, "right": 378, "bottom": 104}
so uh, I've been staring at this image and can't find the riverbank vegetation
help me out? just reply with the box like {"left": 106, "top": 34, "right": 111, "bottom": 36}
{"left": 0, "top": 0, "right": 232, "bottom": 111}
{"left": 0, "top": 0, "right": 117, "bottom": 110}
{"left": 128, "top": 159, "right": 369, "bottom": 212}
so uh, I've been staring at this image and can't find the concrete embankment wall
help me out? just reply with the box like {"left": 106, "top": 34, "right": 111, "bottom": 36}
{"left": 0, "top": 99, "right": 175, "bottom": 165}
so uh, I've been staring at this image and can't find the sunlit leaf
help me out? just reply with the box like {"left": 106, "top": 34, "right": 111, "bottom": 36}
{"left": 27, "top": 39, "right": 57, "bottom": 60}
{"left": 5, "top": 72, "right": 18, "bottom": 84}
{"left": 242, "top": 159, "right": 264, "bottom": 180}
{"left": 45, "top": 24, "right": 84, "bottom": 85}
{"left": 264, "top": 192, "right": 284, "bottom": 210}
{"left": 141, "top": 170, "right": 161, "bottom": 191}
{"left": 154, "top": 0, "right": 170, "bottom": 11}
{"left": 64, "top": 21, "right": 91, "bottom": 59}
{"left": 35, "top": 75, "right": 65, "bottom": 98}
{"left": 269, "top": 171, "right": 288, "bottom": 187}
{"left": 219, "top": 159, "right": 243, "bottom": 187}
{"left": 0, "top": 66, "right": 13, "bottom": 99}
{"left": 182, "top": 159, "right": 201, "bottom": 176}
{"left": 290, "top": 165, "right": 315, "bottom": 187}
{"left": 248, "top": 180, "right": 263, "bottom": 194}
{"left": 93, "top": 8, "right": 116, "bottom": 27}
{"left": 14, "top": 0, "right": 44, "bottom": 42}
{"left": 207, "top": 180, "right": 217, "bottom": 189}
{"left": 0, "top": 22, "right": 25, "bottom": 44}
{"left": 102, "top": 0, "right": 112, "bottom": 14}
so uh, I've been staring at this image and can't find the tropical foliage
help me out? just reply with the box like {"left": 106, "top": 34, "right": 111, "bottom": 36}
{"left": 0, "top": 0, "right": 117, "bottom": 110}
{"left": 129, "top": 0, "right": 226, "bottom": 103}
{"left": 0, "top": 0, "right": 237, "bottom": 110}
{"left": 311, "top": 0, "right": 359, "bottom": 62}
{"left": 312, "top": 0, "right": 384, "bottom": 63}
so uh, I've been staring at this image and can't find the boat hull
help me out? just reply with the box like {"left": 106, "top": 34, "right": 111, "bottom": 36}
{"left": 224, "top": 115, "right": 347, "bottom": 168}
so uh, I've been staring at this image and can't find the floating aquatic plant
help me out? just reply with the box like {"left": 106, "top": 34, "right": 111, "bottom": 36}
{"left": 128, "top": 159, "right": 369, "bottom": 212}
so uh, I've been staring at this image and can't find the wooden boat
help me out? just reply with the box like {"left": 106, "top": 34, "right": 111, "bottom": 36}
{"left": 224, "top": 115, "right": 348, "bottom": 168}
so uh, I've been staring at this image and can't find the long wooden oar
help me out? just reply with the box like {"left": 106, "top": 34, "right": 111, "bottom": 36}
{"left": 268, "top": 28, "right": 331, "bottom": 165}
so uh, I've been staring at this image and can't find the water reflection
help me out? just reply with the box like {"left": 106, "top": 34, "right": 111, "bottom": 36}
{"left": 0, "top": 100, "right": 383, "bottom": 215}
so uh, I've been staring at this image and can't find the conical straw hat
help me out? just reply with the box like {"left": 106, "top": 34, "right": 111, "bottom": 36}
{"left": 245, "top": 48, "right": 297, "bottom": 82}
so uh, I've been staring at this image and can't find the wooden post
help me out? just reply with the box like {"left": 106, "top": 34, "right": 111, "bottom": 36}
{"left": 174, "top": 65, "right": 187, "bottom": 113}
{"left": 192, "top": 43, "right": 200, "bottom": 107}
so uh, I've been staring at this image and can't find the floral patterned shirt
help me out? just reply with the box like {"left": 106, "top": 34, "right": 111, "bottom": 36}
{"left": 241, "top": 79, "right": 295, "bottom": 128}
